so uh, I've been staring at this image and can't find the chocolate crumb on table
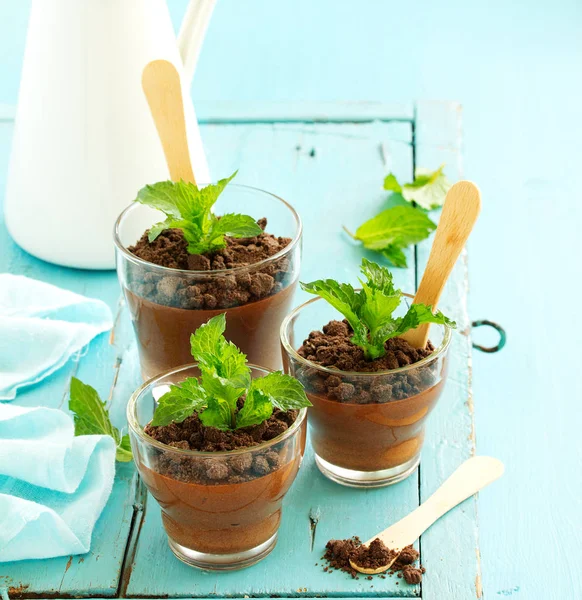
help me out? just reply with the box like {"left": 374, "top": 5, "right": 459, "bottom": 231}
{"left": 321, "top": 537, "right": 425, "bottom": 584}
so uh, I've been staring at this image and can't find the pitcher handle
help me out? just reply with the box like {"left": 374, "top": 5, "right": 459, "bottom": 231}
{"left": 178, "top": 0, "right": 218, "bottom": 86}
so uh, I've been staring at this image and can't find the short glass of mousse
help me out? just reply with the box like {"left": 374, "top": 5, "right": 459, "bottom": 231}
{"left": 114, "top": 182, "right": 302, "bottom": 379}
{"left": 127, "top": 364, "right": 308, "bottom": 570}
{"left": 280, "top": 263, "right": 453, "bottom": 488}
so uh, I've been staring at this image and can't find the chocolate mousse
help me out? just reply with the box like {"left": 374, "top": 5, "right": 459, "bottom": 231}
{"left": 296, "top": 319, "right": 447, "bottom": 472}
{"left": 124, "top": 219, "right": 297, "bottom": 378}
{"left": 139, "top": 404, "right": 307, "bottom": 556}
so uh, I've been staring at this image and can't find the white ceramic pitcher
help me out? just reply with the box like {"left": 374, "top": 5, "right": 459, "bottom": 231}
{"left": 5, "top": 0, "right": 216, "bottom": 269}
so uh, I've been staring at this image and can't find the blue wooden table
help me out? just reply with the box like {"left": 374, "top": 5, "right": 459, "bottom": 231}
{"left": 0, "top": 100, "right": 483, "bottom": 599}
{"left": 3, "top": 1, "right": 582, "bottom": 597}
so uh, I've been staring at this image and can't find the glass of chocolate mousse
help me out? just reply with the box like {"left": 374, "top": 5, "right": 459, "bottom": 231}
{"left": 281, "top": 292, "right": 453, "bottom": 488}
{"left": 127, "top": 363, "right": 308, "bottom": 570}
{"left": 114, "top": 184, "right": 302, "bottom": 380}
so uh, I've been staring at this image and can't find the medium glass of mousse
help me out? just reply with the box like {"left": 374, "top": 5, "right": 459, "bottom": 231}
{"left": 114, "top": 184, "right": 302, "bottom": 379}
{"left": 281, "top": 294, "right": 452, "bottom": 488}
{"left": 127, "top": 363, "right": 308, "bottom": 570}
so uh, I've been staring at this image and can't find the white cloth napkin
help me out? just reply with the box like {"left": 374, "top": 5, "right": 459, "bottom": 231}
{"left": 0, "top": 274, "right": 113, "bottom": 400}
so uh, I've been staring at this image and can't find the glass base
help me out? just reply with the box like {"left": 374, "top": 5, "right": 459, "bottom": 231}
{"left": 315, "top": 453, "right": 420, "bottom": 488}
{"left": 167, "top": 531, "right": 278, "bottom": 571}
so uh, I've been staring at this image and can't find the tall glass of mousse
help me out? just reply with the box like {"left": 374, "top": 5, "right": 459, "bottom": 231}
{"left": 115, "top": 184, "right": 302, "bottom": 380}
{"left": 281, "top": 274, "right": 453, "bottom": 488}
{"left": 128, "top": 363, "right": 308, "bottom": 570}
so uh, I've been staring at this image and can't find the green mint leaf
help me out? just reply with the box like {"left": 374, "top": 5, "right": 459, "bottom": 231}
{"left": 235, "top": 391, "right": 274, "bottom": 429}
{"left": 69, "top": 378, "right": 117, "bottom": 440}
{"left": 210, "top": 213, "right": 263, "bottom": 239}
{"left": 116, "top": 434, "right": 133, "bottom": 462}
{"left": 148, "top": 217, "right": 188, "bottom": 243}
{"left": 401, "top": 165, "right": 451, "bottom": 210}
{"left": 354, "top": 205, "right": 437, "bottom": 252}
{"left": 247, "top": 372, "right": 312, "bottom": 412}
{"left": 394, "top": 303, "right": 457, "bottom": 337}
{"left": 191, "top": 314, "right": 251, "bottom": 388}
{"left": 381, "top": 245, "right": 408, "bottom": 268}
{"left": 360, "top": 257, "right": 397, "bottom": 295}
{"left": 151, "top": 379, "right": 208, "bottom": 427}
{"left": 190, "top": 312, "right": 228, "bottom": 364}
{"left": 201, "top": 369, "right": 247, "bottom": 408}
{"left": 135, "top": 181, "right": 186, "bottom": 218}
{"left": 383, "top": 173, "right": 402, "bottom": 194}
{"left": 69, "top": 377, "right": 132, "bottom": 463}
{"left": 300, "top": 279, "right": 363, "bottom": 334}
{"left": 199, "top": 396, "right": 233, "bottom": 431}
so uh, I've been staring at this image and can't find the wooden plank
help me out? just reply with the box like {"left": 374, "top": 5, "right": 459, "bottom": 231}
{"left": 0, "top": 101, "right": 414, "bottom": 125}
{"left": 413, "top": 101, "right": 481, "bottom": 599}
{"left": 124, "top": 121, "right": 421, "bottom": 598}
{"left": 194, "top": 101, "right": 414, "bottom": 123}
{"left": 0, "top": 121, "right": 140, "bottom": 597}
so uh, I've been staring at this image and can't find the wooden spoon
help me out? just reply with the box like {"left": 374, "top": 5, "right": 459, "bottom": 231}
{"left": 142, "top": 59, "right": 196, "bottom": 184}
{"left": 401, "top": 181, "right": 481, "bottom": 349}
{"left": 349, "top": 456, "right": 503, "bottom": 575}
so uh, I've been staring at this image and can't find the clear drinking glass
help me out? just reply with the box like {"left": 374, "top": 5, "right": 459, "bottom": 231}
{"left": 127, "top": 364, "right": 308, "bottom": 571}
{"left": 280, "top": 294, "right": 452, "bottom": 488}
{"left": 114, "top": 184, "right": 302, "bottom": 380}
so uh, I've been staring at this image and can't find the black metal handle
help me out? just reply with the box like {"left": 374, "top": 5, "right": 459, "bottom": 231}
{"left": 471, "top": 320, "right": 506, "bottom": 353}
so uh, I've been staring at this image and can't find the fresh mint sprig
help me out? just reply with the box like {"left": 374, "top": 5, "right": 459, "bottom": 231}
{"left": 345, "top": 165, "right": 451, "bottom": 268}
{"left": 301, "top": 258, "right": 456, "bottom": 360}
{"left": 135, "top": 171, "right": 263, "bottom": 255}
{"left": 69, "top": 378, "right": 132, "bottom": 462}
{"left": 151, "top": 314, "right": 311, "bottom": 430}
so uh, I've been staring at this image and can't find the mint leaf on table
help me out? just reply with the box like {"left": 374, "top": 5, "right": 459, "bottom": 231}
{"left": 116, "top": 435, "right": 133, "bottom": 462}
{"left": 383, "top": 173, "right": 402, "bottom": 194}
{"left": 69, "top": 377, "right": 133, "bottom": 462}
{"left": 384, "top": 165, "right": 451, "bottom": 210}
{"left": 150, "top": 314, "right": 311, "bottom": 431}
{"left": 135, "top": 170, "right": 263, "bottom": 254}
{"left": 348, "top": 205, "right": 437, "bottom": 268}
{"left": 301, "top": 258, "right": 456, "bottom": 360}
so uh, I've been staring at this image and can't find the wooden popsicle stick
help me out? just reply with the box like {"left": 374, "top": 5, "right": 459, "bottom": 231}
{"left": 401, "top": 180, "right": 481, "bottom": 348}
{"left": 142, "top": 59, "right": 196, "bottom": 184}
{"left": 350, "top": 456, "right": 504, "bottom": 574}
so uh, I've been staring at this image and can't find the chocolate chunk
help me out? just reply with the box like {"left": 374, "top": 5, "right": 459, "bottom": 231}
{"left": 252, "top": 455, "right": 270, "bottom": 475}
{"left": 402, "top": 566, "right": 423, "bottom": 584}
{"left": 206, "top": 461, "right": 229, "bottom": 480}
{"left": 249, "top": 272, "right": 275, "bottom": 298}
{"left": 187, "top": 254, "right": 211, "bottom": 271}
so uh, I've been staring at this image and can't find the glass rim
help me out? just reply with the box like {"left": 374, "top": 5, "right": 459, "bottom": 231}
{"left": 127, "top": 362, "right": 308, "bottom": 457}
{"left": 113, "top": 183, "right": 303, "bottom": 276}
{"left": 280, "top": 292, "right": 453, "bottom": 377}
